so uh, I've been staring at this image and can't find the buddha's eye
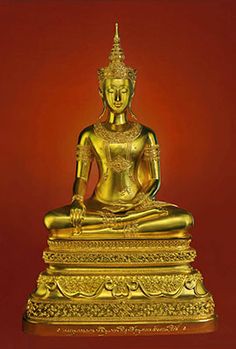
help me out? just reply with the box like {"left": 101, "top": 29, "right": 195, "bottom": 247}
{"left": 107, "top": 88, "right": 114, "bottom": 93}
{"left": 121, "top": 88, "right": 128, "bottom": 93}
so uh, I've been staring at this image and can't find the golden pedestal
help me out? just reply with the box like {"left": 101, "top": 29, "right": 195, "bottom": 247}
{"left": 23, "top": 233, "right": 217, "bottom": 336}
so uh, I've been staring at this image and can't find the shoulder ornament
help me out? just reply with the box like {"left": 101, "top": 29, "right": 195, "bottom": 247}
{"left": 94, "top": 122, "right": 142, "bottom": 144}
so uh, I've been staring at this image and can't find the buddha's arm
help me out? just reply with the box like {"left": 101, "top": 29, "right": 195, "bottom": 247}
{"left": 72, "top": 129, "right": 94, "bottom": 203}
{"left": 141, "top": 130, "right": 160, "bottom": 198}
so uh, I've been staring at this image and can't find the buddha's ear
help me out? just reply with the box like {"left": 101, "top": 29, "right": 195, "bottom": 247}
{"left": 129, "top": 80, "right": 135, "bottom": 94}
{"left": 130, "top": 81, "right": 135, "bottom": 97}
{"left": 99, "top": 87, "right": 103, "bottom": 98}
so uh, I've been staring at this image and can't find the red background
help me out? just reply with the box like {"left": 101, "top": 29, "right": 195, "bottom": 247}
{"left": 1, "top": 0, "right": 235, "bottom": 348}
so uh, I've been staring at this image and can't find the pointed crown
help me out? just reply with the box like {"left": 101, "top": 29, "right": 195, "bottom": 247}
{"left": 98, "top": 23, "right": 137, "bottom": 88}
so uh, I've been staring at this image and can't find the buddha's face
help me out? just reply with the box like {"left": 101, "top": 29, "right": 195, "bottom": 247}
{"left": 103, "top": 79, "right": 133, "bottom": 113}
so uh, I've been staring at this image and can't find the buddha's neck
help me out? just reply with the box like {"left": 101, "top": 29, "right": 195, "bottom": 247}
{"left": 107, "top": 112, "right": 128, "bottom": 126}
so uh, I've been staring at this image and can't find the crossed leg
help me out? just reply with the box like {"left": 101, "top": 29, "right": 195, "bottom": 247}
{"left": 44, "top": 202, "right": 193, "bottom": 233}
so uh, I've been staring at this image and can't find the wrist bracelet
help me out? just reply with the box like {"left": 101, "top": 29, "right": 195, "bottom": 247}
{"left": 72, "top": 194, "right": 84, "bottom": 203}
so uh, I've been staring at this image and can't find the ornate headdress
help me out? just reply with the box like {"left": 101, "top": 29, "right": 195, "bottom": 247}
{"left": 98, "top": 23, "right": 137, "bottom": 89}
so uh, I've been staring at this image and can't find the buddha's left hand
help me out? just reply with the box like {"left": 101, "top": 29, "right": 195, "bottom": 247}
{"left": 114, "top": 193, "right": 150, "bottom": 212}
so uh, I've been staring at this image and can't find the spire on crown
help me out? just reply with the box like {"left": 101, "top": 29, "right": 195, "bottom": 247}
{"left": 98, "top": 23, "right": 137, "bottom": 88}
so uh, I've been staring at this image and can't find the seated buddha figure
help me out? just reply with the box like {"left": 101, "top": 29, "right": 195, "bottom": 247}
{"left": 44, "top": 24, "right": 193, "bottom": 239}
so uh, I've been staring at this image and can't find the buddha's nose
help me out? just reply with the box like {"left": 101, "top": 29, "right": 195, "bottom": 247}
{"left": 115, "top": 90, "right": 121, "bottom": 102}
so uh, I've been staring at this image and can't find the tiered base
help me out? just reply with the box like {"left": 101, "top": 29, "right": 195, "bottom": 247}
{"left": 23, "top": 318, "right": 217, "bottom": 336}
{"left": 23, "top": 235, "right": 217, "bottom": 336}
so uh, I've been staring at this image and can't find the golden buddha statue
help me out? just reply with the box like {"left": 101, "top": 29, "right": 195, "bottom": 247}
{"left": 23, "top": 24, "right": 216, "bottom": 336}
{"left": 44, "top": 23, "right": 193, "bottom": 239}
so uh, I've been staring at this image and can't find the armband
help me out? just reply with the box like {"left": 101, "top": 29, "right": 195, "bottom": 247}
{"left": 76, "top": 144, "right": 94, "bottom": 162}
{"left": 143, "top": 144, "right": 160, "bottom": 161}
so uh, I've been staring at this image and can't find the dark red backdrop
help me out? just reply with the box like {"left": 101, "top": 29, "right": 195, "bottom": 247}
{"left": 1, "top": 1, "right": 235, "bottom": 348}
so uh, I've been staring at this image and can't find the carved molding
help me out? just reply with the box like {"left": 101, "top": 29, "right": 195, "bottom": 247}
{"left": 35, "top": 272, "right": 207, "bottom": 300}
{"left": 26, "top": 296, "right": 215, "bottom": 322}
{"left": 48, "top": 239, "right": 191, "bottom": 252}
{"left": 43, "top": 249, "right": 196, "bottom": 265}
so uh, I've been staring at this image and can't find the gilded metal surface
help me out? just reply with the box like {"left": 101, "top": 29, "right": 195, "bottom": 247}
{"left": 23, "top": 321, "right": 217, "bottom": 336}
{"left": 35, "top": 271, "right": 206, "bottom": 300}
{"left": 43, "top": 23, "right": 193, "bottom": 234}
{"left": 43, "top": 249, "right": 196, "bottom": 266}
{"left": 97, "top": 23, "right": 137, "bottom": 88}
{"left": 94, "top": 121, "right": 142, "bottom": 143}
{"left": 23, "top": 23, "right": 216, "bottom": 335}
{"left": 26, "top": 296, "right": 215, "bottom": 323}
{"left": 48, "top": 238, "right": 191, "bottom": 251}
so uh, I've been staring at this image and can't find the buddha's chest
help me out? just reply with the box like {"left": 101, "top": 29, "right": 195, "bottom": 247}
{"left": 91, "top": 122, "right": 147, "bottom": 174}
{"left": 93, "top": 141, "right": 144, "bottom": 173}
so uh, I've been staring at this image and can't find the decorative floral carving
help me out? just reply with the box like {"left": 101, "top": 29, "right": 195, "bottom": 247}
{"left": 76, "top": 144, "right": 94, "bottom": 162}
{"left": 35, "top": 272, "right": 205, "bottom": 300}
{"left": 26, "top": 296, "right": 215, "bottom": 322}
{"left": 94, "top": 122, "right": 142, "bottom": 144}
{"left": 143, "top": 144, "right": 160, "bottom": 161}
{"left": 43, "top": 249, "right": 196, "bottom": 265}
{"left": 108, "top": 154, "right": 132, "bottom": 173}
{"left": 48, "top": 239, "right": 191, "bottom": 251}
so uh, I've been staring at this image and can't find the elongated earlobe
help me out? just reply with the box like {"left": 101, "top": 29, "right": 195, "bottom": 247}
{"left": 99, "top": 88, "right": 103, "bottom": 98}
{"left": 128, "top": 99, "right": 138, "bottom": 120}
{"left": 98, "top": 98, "right": 107, "bottom": 119}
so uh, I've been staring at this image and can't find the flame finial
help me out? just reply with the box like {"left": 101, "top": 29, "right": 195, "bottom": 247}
{"left": 114, "top": 23, "right": 119, "bottom": 42}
